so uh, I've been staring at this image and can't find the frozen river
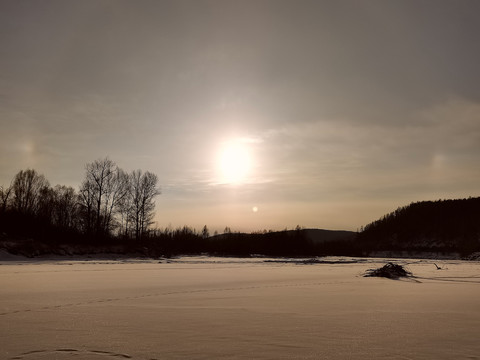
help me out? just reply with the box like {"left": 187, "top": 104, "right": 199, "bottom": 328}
{"left": 1, "top": 256, "right": 480, "bottom": 359}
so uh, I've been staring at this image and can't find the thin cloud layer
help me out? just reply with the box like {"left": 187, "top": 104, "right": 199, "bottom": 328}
{"left": 1, "top": 1, "right": 479, "bottom": 232}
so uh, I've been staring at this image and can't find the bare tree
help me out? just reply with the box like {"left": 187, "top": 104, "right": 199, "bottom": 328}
{"left": 37, "top": 185, "right": 56, "bottom": 221}
{"left": 79, "top": 158, "right": 128, "bottom": 237}
{"left": 78, "top": 177, "right": 96, "bottom": 234}
{"left": 78, "top": 158, "right": 160, "bottom": 239}
{"left": 12, "top": 169, "right": 50, "bottom": 215}
{"left": 128, "top": 170, "right": 160, "bottom": 240}
{"left": 90, "top": 158, "right": 115, "bottom": 235}
{"left": 0, "top": 184, "right": 13, "bottom": 212}
{"left": 201, "top": 225, "right": 210, "bottom": 239}
{"left": 117, "top": 182, "right": 133, "bottom": 238}
{"left": 52, "top": 185, "right": 78, "bottom": 229}
{"left": 102, "top": 168, "right": 129, "bottom": 234}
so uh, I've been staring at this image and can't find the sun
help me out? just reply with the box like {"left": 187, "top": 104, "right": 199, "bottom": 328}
{"left": 218, "top": 140, "right": 252, "bottom": 184}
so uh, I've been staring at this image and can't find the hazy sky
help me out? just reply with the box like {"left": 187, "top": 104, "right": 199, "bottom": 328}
{"left": 1, "top": 0, "right": 480, "bottom": 232}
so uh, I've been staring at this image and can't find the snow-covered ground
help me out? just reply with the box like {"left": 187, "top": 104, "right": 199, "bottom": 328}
{"left": 1, "top": 256, "right": 479, "bottom": 359}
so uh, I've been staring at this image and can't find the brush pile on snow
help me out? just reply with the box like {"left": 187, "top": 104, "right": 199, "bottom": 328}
{"left": 364, "top": 262, "right": 412, "bottom": 279}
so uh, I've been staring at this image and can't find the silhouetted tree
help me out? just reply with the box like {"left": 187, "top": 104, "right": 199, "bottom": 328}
{"left": 127, "top": 170, "right": 160, "bottom": 240}
{"left": 37, "top": 185, "right": 56, "bottom": 221}
{"left": 77, "top": 159, "right": 160, "bottom": 240}
{"left": 52, "top": 185, "right": 78, "bottom": 229}
{"left": 0, "top": 184, "right": 12, "bottom": 213}
{"left": 103, "top": 168, "right": 129, "bottom": 235}
{"left": 12, "top": 169, "right": 50, "bottom": 215}
{"left": 201, "top": 225, "right": 210, "bottom": 239}
{"left": 117, "top": 187, "right": 132, "bottom": 238}
{"left": 79, "top": 158, "right": 128, "bottom": 237}
{"left": 78, "top": 176, "right": 96, "bottom": 235}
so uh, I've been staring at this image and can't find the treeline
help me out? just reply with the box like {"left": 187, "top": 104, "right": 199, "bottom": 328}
{"left": 210, "top": 230, "right": 312, "bottom": 257}
{"left": 0, "top": 158, "right": 160, "bottom": 248}
{"left": 358, "top": 197, "right": 480, "bottom": 255}
{"left": 132, "top": 226, "right": 358, "bottom": 258}
{"left": 1, "top": 157, "right": 359, "bottom": 258}
{"left": 3, "top": 162, "right": 480, "bottom": 259}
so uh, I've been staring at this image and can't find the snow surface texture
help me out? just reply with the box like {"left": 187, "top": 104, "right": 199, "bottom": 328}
{"left": 1, "top": 257, "right": 480, "bottom": 359}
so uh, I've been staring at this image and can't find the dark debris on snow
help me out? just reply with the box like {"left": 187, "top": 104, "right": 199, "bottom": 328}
{"left": 364, "top": 262, "right": 413, "bottom": 279}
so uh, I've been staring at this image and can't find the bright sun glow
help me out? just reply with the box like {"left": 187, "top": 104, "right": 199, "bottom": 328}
{"left": 218, "top": 140, "right": 252, "bottom": 184}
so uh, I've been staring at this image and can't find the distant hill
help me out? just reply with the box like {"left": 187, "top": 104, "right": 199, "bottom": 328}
{"left": 208, "top": 228, "right": 355, "bottom": 243}
{"left": 358, "top": 197, "right": 480, "bottom": 256}
{"left": 302, "top": 228, "right": 356, "bottom": 244}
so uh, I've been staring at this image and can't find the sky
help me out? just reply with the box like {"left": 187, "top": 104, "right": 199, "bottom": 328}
{"left": 1, "top": 0, "right": 480, "bottom": 233}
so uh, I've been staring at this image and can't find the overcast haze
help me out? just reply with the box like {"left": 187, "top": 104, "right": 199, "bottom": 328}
{"left": 1, "top": 0, "right": 480, "bottom": 233}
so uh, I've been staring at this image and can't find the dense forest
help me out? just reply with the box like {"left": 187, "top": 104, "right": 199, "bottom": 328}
{"left": 357, "top": 197, "right": 480, "bottom": 256}
{"left": 1, "top": 161, "right": 479, "bottom": 258}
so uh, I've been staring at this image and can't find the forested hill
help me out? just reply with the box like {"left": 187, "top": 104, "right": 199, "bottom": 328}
{"left": 358, "top": 197, "right": 480, "bottom": 255}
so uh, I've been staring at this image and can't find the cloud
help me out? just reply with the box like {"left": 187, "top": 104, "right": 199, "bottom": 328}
{"left": 253, "top": 97, "right": 480, "bottom": 202}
